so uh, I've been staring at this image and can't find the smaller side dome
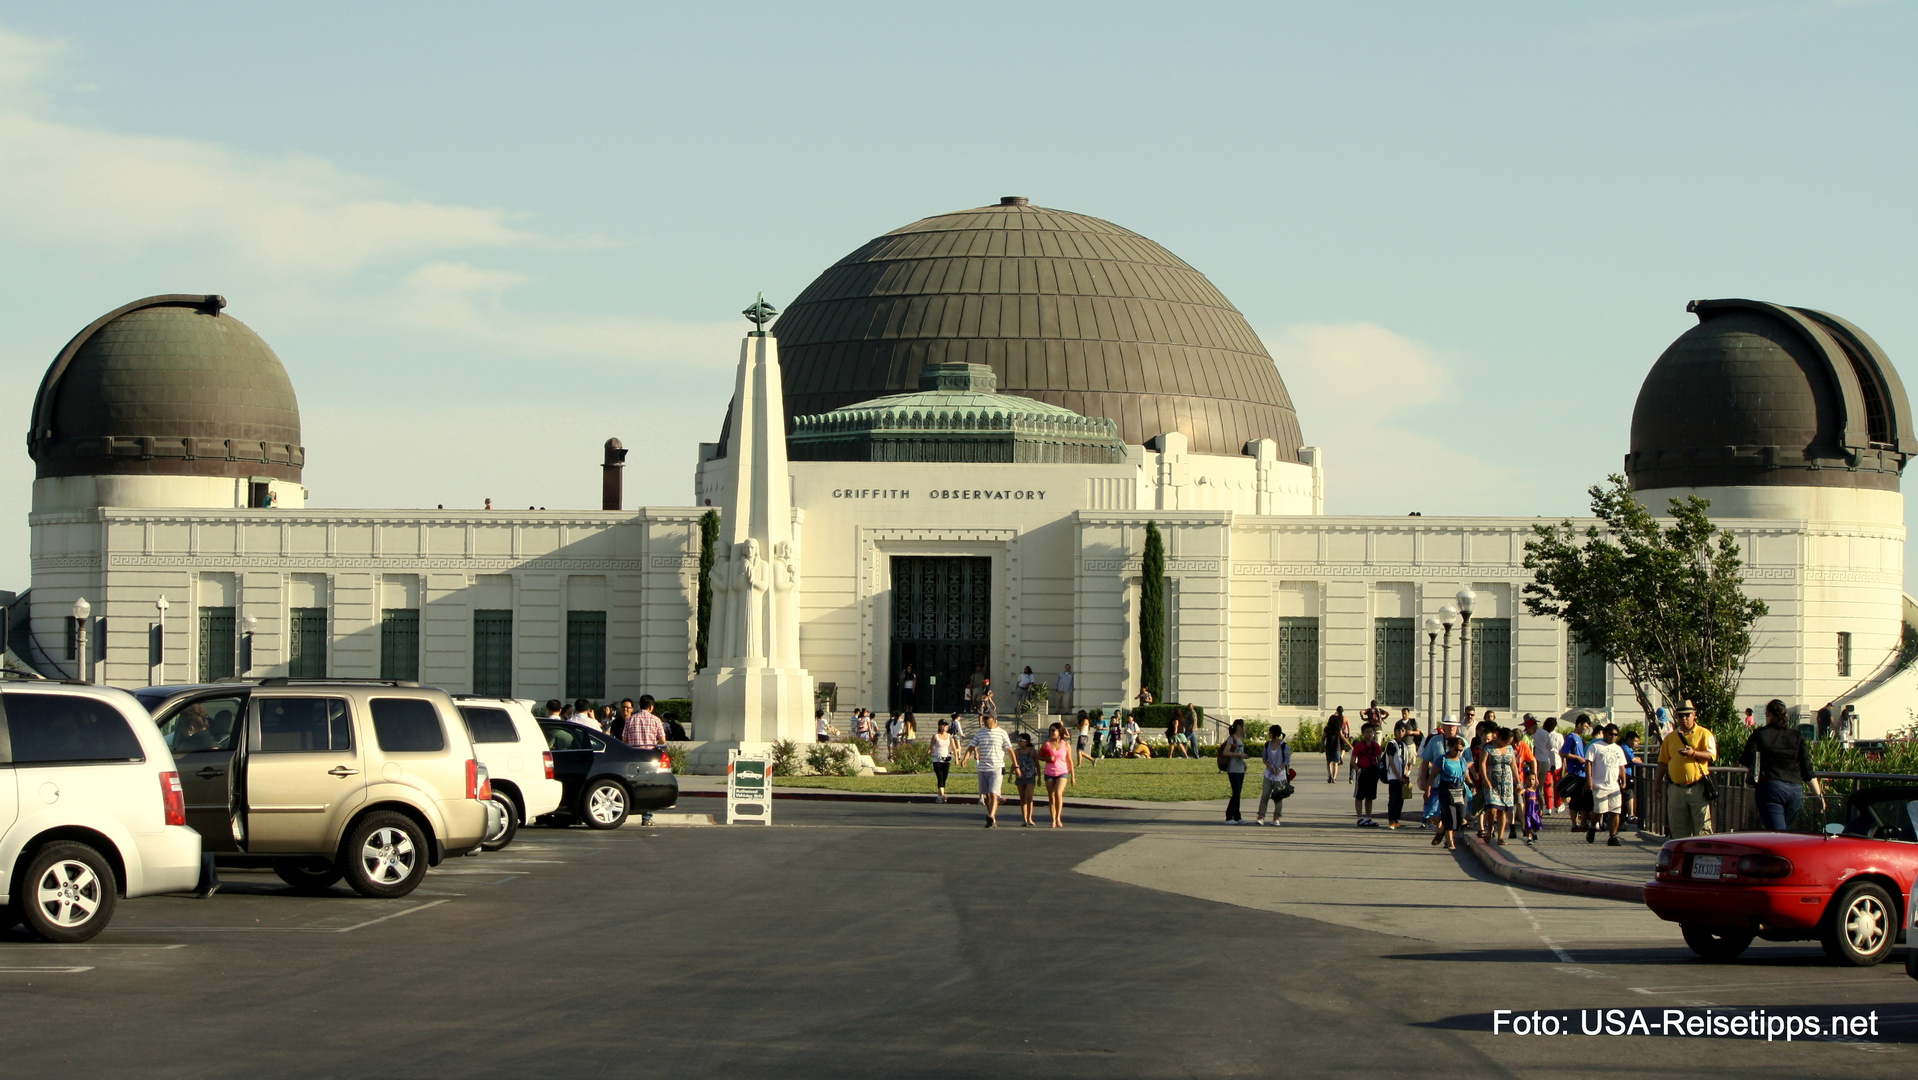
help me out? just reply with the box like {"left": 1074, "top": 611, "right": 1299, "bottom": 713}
{"left": 1626, "top": 299, "right": 1913, "bottom": 492}
{"left": 29, "top": 294, "right": 304, "bottom": 482}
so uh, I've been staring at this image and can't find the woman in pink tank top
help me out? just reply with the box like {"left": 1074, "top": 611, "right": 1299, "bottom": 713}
{"left": 1041, "top": 722, "right": 1076, "bottom": 828}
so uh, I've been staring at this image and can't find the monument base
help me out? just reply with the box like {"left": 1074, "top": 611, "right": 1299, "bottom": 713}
{"left": 688, "top": 664, "right": 814, "bottom": 775}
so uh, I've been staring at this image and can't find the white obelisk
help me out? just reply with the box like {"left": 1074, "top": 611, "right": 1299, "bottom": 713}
{"left": 691, "top": 298, "right": 814, "bottom": 771}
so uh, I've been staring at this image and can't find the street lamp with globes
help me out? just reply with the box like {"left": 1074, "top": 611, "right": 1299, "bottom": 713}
{"left": 72, "top": 597, "right": 92, "bottom": 683}
{"left": 1437, "top": 605, "right": 1457, "bottom": 731}
{"left": 241, "top": 613, "right": 259, "bottom": 675}
{"left": 1423, "top": 616, "right": 1441, "bottom": 734}
{"left": 1456, "top": 587, "right": 1477, "bottom": 723}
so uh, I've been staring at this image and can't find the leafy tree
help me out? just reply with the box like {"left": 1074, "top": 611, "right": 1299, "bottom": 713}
{"left": 1140, "top": 520, "right": 1166, "bottom": 702}
{"left": 696, "top": 509, "right": 719, "bottom": 670}
{"left": 1522, "top": 475, "right": 1766, "bottom": 727}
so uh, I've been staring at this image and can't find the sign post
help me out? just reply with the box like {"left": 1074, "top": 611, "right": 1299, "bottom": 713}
{"left": 727, "top": 749, "right": 772, "bottom": 825}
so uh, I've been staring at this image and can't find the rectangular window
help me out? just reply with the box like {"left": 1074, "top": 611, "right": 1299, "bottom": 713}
{"left": 1373, "top": 618, "right": 1414, "bottom": 708}
{"left": 1278, "top": 616, "right": 1319, "bottom": 707}
{"left": 1838, "top": 632, "right": 1852, "bottom": 678}
{"left": 381, "top": 608, "right": 420, "bottom": 681}
{"left": 1471, "top": 618, "right": 1513, "bottom": 710}
{"left": 473, "top": 609, "right": 513, "bottom": 697}
{"left": 459, "top": 706, "right": 520, "bottom": 744}
{"left": 566, "top": 610, "right": 607, "bottom": 700}
{"left": 370, "top": 698, "right": 446, "bottom": 753}
{"left": 255, "top": 697, "right": 353, "bottom": 753}
{"left": 3, "top": 693, "right": 145, "bottom": 764}
{"left": 289, "top": 607, "right": 327, "bottom": 678}
{"left": 1570, "top": 636, "right": 1608, "bottom": 709}
{"left": 199, "top": 606, "right": 236, "bottom": 683}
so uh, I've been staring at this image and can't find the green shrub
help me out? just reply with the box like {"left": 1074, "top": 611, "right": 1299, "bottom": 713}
{"left": 1132, "top": 704, "right": 1204, "bottom": 732}
{"left": 653, "top": 698, "right": 693, "bottom": 727}
{"left": 1243, "top": 720, "right": 1270, "bottom": 743}
{"left": 770, "top": 739, "right": 801, "bottom": 776}
{"left": 889, "top": 740, "right": 932, "bottom": 774}
{"left": 851, "top": 737, "right": 876, "bottom": 757}
{"left": 804, "top": 742, "right": 860, "bottom": 776}
{"left": 665, "top": 742, "right": 692, "bottom": 775}
{"left": 1289, "top": 718, "right": 1324, "bottom": 753}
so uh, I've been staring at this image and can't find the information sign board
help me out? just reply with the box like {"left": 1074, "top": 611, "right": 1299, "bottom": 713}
{"left": 728, "top": 750, "right": 772, "bottom": 825}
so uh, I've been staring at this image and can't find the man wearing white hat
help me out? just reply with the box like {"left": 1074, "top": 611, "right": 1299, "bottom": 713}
{"left": 1419, "top": 715, "right": 1459, "bottom": 827}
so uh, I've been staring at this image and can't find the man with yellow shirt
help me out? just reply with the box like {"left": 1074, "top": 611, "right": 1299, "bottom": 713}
{"left": 1656, "top": 701, "right": 1717, "bottom": 838}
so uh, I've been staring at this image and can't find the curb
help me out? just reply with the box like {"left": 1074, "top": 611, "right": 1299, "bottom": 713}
{"left": 677, "top": 789, "right": 1143, "bottom": 811}
{"left": 1461, "top": 833, "right": 1647, "bottom": 903}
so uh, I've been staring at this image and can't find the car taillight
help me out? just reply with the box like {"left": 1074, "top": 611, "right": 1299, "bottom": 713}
{"left": 466, "top": 759, "right": 482, "bottom": 800}
{"left": 1656, "top": 847, "right": 1674, "bottom": 872}
{"left": 659, "top": 750, "right": 672, "bottom": 771}
{"left": 543, "top": 751, "right": 554, "bottom": 780}
{"left": 160, "top": 771, "right": 186, "bottom": 826}
{"left": 1736, "top": 854, "right": 1793, "bottom": 879}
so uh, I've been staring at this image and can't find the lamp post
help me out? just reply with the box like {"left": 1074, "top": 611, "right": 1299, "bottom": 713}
{"left": 72, "top": 597, "right": 92, "bottom": 683}
{"left": 1438, "top": 605, "right": 1457, "bottom": 729}
{"left": 1456, "top": 587, "right": 1477, "bottom": 724}
{"left": 241, "top": 613, "right": 258, "bottom": 676}
{"left": 1423, "top": 617, "right": 1440, "bottom": 734}
{"left": 153, "top": 595, "right": 169, "bottom": 686}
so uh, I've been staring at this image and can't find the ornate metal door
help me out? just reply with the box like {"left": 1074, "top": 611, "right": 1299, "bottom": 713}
{"left": 889, "top": 557, "right": 991, "bottom": 716}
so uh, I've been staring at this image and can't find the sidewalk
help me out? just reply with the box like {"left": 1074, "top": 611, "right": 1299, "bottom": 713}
{"left": 1458, "top": 808, "right": 1659, "bottom": 902}
{"left": 672, "top": 772, "right": 1201, "bottom": 813}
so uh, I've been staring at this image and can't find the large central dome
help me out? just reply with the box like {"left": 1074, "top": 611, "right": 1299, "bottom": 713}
{"left": 767, "top": 198, "right": 1304, "bottom": 460}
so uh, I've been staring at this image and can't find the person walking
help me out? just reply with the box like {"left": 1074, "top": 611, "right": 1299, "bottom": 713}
{"left": 1585, "top": 723, "right": 1628, "bottom": 845}
{"left": 1257, "top": 725, "right": 1293, "bottom": 825}
{"left": 1122, "top": 713, "right": 1140, "bottom": 754}
{"left": 1478, "top": 727, "right": 1517, "bottom": 846}
{"left": 1419, "top": 715, "right": 1458, "bottom": 827}
{"left": 1351, "top": 723, "right": 1383, "bottom": 827}
{"left": 1431, "top": 736, "right": 1469, "bottom": 851}
{"left": 1092, "top": 709, "right": 1110, "bottom": 760}
{"left": 1741, "top": 698, "right": 1821, "bottom": 831}
{"left": 1017, "top": 666, "right": 1035, "bottom": 710}
{"left": 1012, "top": 733, "right": 1041, "bottom": 826}
{"left": 1166, "top": 714, "right": 1192, "bottom": 758}
{"left": 1324, "top": 706, "right": 1349, "bottom": 783}
{"left": 1531, "top": 716, "right": 1561, "bottom": 815}
{"left": 930, "top": 720, "right": 956, "bottom": 803}
{"left": 1656, "top": 701, "right": 1717, "bottom": 838}
{"left": 1619, "top": 730, "right": 1642, "bottom": 825}
{"left": 1076, "top": 714, "right": 1097, "bottom": 765}
{"left": 622, "top": 695, "right": 668, "bottom": 825}
{"left": 886, "top": 712, "right": 904, "bottom": 758}
{"left": 1559, "top": 717, "right": 1591, "bottom": 830}
{"left": 959, "top": 713, "right": 1013, "bottom": 828}
{"left": 1219, "top": 719, "right": 1249, "bottom": 823}
{"left": 1040, "top": 721, "right": 1076, "bottom": 827}
{"left": 976, "top": 687, "right": 997, "bottom": 727}
{"left": 1054, "top": 664, "right": 1074, "bottom": 715}
{"left": 1383, "top": 722, "right": 1412, "bottom": 829}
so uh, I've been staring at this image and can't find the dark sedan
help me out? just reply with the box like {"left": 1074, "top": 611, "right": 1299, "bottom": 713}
{"left": 537, "top": 721, "right": 678, "bottom": 829}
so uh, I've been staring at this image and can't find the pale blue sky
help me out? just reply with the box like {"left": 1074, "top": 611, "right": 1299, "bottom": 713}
{"left": 1, "top": 2, "right": 1913, "bottom": 588}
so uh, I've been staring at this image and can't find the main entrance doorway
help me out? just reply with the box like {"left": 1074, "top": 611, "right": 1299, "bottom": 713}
{"left": 889, "top": 556, "right": 990, "bottom": 716}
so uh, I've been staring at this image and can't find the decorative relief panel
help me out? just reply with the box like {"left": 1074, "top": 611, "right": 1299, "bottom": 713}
{"left": 1083, "top": 558, "right": 1221, "bottom": 573}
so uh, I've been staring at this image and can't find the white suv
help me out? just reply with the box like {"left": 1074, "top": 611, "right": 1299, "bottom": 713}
{"left": 455, "top": 697, "right": 564, "bottom": 851}
{"left": 1, "top": 680, "right": 203, "bottom": 942}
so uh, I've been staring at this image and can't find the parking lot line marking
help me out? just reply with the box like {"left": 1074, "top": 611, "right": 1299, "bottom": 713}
{"left": 1629, "top": 979, "right": 1903, "bottom": 996}
{"left": 330, "top": 899, "right": 450, "bottom": 933}
{"left": 124, "top": 899, "right": 453, "bottom": 934}
{"left": 429, "top": 868, "right": 529, "bottom": 875}
{"left": 0, "top": 966, "right": 95, "bottom": 973}
{"left": 1503, "top": 884, "right": 1576, "bottom": 964}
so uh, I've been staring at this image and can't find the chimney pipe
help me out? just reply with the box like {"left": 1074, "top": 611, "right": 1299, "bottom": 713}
{"left": 602, "top": 437, "right": 628, "bottom": 511}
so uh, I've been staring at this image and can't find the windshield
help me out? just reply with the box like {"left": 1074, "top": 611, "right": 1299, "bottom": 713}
{"left": 1844, "top": 792, "right": 1918, "bottom": 841}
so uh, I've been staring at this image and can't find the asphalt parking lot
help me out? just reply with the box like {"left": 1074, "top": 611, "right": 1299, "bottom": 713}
{"left": 3, "top": 801, "right": 1915, "bottom": 1079}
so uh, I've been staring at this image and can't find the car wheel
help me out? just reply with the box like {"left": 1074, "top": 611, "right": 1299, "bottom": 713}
{"left": 582, "top": 779, "right": 629, "bottom": 829}
{"left": 342, "top": 812, "right": 430, "bottom": 899}
{"left": 1680, "top": 923, "right": 1754, "bottom": 961}
{"left": 482, "top": 791, "right": 520, "bottom": 852}
{"left": 19, "top": 842, "right": 118, "bottom": 943}
{"left": 1821, "top": 881, "right": 1896, "bottom": 966}
{"left": 274, "top": 860, "right": 344, "bottom": 892}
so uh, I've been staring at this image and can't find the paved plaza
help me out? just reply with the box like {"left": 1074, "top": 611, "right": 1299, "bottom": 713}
{"left": 3, "top": 782, "right": 1912, "bottom": 1077}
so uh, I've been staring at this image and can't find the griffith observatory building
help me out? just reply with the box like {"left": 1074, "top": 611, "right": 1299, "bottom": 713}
{"left": 15, "top": 198, "right": 1918, "bottom": 742}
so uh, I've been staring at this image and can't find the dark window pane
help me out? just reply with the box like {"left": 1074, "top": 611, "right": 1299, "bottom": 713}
{"left": 1571, "top": 637, "right": 1608, "bottom": 709}
{"left": 1373, "top": 618, "right": 1414, "bottom": 708}
{"left": 289, "top": 608, "right": 327, "bottom": 678}
{"left": 199, "top": 607, "right": 236, "bottom": 682}
{"left": 542, "top": 723, "right": 599, "bottom": 752}
{"left": 473, "top": 610, "right": 513, "bottom": 697}
{"left": 459, "top": 706, "right": 519, "bottom": 744}
{"left": 4, "top": 693, "right": 145, "bottom": 764}
{"left": 256, "top": 697, "right": 353, "bottom": 753}
{"left": 371, "top": 698, "right": 446, "bottom": 753}
{"left": 566, "top": 611, "right": 607, "bottom": 700}
{"left": 381, "top": 608, "right": 420, "bottom": 681}
{"left": 1279, "top": 617, "right": 1319, "bottom": 707}
{"left": 157, "top": 695, "right": 244, "bottom": 754}
{"left": 1471, "top": 619, "right": 1512, "bottom": 710}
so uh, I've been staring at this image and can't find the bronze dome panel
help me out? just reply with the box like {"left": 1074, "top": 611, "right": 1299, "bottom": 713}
{"left": 761, "top": 200, "right": 1303, "bottom": 460}
{"left": 30, "top": 295, "right": 304, "bottom": 482}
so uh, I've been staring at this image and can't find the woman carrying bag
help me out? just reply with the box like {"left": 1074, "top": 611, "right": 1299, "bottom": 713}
{"left": 1257, "top": 725, "right": 1294, "bottom": 826}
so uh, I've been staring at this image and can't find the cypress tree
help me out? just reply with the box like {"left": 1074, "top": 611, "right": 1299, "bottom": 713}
{"left": 696, "top": 509, "right": 719, "bottom": 670}
{"left": 1140, "top": 520, "right": 1166, "bottom": 701}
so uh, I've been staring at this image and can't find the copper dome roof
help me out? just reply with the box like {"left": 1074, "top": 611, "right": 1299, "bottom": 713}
{"left": 762, "top": 198, "right": 1304, "bottom": 460}
{"left": 29, "top": 295, "right": 304, "bottom": 482}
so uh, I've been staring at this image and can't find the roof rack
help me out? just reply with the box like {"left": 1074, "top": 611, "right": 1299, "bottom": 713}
{"left": 254, "top": 677, "right": 423, "bottom": 688}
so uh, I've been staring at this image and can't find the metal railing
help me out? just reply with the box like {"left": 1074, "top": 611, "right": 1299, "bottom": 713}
{"left": 1630, "top": 762, "right": 1918, "bottom": 837}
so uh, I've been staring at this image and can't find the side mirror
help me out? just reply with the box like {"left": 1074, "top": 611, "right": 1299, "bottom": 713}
{"left": 1823, "top": 822, "right": 1845, "bottom": 836}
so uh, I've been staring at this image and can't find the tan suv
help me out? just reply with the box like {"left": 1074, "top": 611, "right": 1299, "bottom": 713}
{"left": 135, "top": 679, "right": 490, "bottom": 899}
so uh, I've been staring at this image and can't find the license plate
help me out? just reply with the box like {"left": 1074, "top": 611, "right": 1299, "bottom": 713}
{"left": 1691, "top": 855, "right": 1723, "bottom": 880}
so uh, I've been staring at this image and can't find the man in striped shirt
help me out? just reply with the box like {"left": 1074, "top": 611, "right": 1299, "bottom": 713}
{"left": 622, "top": 694, "right": 668, "bottom": 825}
{"left": 960, "top": 714, "right": 1013, "bottom": 829}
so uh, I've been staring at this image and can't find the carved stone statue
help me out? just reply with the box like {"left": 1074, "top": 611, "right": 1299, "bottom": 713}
{"left": 771, "top": 540, "right": 800, "bottom": 666}
{"left": 738, "top": 538, "right": 770, "bottom": 661}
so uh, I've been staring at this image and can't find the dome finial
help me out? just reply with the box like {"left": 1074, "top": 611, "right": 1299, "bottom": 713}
{"left": 743, "top": 292, "right": 778, "bottom": 331}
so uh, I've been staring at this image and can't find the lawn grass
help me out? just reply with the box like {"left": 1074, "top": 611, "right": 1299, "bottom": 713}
{"left": 773, "top": 756, "right": 1243, "bottom": 802}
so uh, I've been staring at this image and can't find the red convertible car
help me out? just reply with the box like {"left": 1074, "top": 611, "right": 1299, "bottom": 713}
{"left": 1645, "top": 786, "right": 1918, "bottom": 965}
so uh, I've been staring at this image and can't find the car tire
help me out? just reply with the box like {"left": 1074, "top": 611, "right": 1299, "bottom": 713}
{"left": 582, "top": 779, "right": 629, "bottom": 830}
{"left": 341, "top": 812, "right": 430, "bottom": 899}
{"left": 18, "top": 842, "right": 118, "bottom": 944}
{"left": 274, "top": 860, "right": 344, "bottom": 892}
{"left": 1821, "top": 881, "right": 1896, "bottom": 966}
{"left": 1680, "top": 923, "right": 1754, "bottom": 961}
{"left": 482, "top": 791, "right": 520, "bottom": 852}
